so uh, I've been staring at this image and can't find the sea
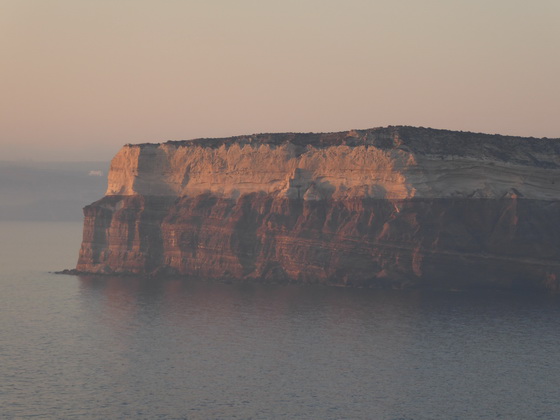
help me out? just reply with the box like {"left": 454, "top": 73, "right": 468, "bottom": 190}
{"left": 2, "top": 220, "right": 560, "bottom": 420}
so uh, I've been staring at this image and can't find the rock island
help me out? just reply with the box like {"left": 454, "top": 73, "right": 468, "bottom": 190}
{"left": 76, "top": 126, "right": 560, "bottom": 291}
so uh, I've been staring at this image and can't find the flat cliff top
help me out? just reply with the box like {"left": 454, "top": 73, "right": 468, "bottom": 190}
{"left": 137, "top": 126, "right": 560, "bottom": 166}
{"left": 108, "top": 126, "right": 560, "bottom": 200}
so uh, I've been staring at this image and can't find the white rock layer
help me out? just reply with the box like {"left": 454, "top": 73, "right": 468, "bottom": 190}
{"left": 106, "top": 134, "right": 560, "bottom": 200}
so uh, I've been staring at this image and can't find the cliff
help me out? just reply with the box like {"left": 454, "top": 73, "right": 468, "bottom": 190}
{"left": 76, "top": 126, "right": 560, "bottom": 291}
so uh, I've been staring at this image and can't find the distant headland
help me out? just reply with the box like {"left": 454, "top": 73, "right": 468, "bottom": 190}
{"left": 73, "top": 126, "right": 560, "bottom": 291}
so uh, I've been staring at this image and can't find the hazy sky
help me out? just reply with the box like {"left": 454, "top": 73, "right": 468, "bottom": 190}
{"left": 2, "top": 0, "right": 559, "bottom": 161}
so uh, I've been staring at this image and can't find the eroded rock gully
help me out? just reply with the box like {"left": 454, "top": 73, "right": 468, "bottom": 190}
{"left": 76, "top": 126, "right": 560, "bottom": 291}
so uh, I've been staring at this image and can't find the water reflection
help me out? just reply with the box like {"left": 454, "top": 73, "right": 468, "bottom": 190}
{"left": 77, "top": 275, "right": 430, "bottom": 338}
{"left": 6, "top": 221, "right": 560, "bottom": 418}
{"left": 74, "top": 276, "right": 560, "bottom": 419}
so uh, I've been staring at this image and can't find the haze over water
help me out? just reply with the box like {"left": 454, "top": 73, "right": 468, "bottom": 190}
{"left": 2, "top": 220, "right": 560, "bottom": 419}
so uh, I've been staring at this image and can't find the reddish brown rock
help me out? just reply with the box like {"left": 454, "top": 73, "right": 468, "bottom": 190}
{"left": 76, "top": 126, "right": 560, "bottom": 291}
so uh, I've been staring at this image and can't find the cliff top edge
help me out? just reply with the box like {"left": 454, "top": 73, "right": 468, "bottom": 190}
{"left": 124, "top": 125, "right": 560, "bottom": 155}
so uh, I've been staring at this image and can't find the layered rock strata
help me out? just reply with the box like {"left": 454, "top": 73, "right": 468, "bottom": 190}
{"left": 77, "top": 126, "right": 560, "bottom": 291}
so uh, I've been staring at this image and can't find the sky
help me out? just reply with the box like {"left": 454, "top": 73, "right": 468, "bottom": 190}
{"left": 2, "top": 0, "right": 559, "bottom": 161}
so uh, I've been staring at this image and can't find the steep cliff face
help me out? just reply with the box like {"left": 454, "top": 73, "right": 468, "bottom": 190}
{"left": 77, "top": 126, "right": 560, "bottom": 291}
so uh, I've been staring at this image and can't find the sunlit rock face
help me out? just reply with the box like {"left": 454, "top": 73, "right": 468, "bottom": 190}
{"left": 77, "top": 126, "right": 560, "bottom": 291}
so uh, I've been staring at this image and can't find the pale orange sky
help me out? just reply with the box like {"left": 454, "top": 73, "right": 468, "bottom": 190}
{"left": 2, "top": 0, "right": 559, "bottom": 161}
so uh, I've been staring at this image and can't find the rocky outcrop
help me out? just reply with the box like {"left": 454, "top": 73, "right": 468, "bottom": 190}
{"left": 77, "top": 126, "right": 560, "bottom": 291}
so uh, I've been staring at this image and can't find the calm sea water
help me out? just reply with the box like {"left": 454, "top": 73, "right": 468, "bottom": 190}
{"left": 2, "top": 221, "right": 560, "bottom": 419}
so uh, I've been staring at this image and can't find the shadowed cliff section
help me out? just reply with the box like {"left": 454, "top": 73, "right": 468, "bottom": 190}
{"left": 76, "top": 126, "right": 560, "bottom": 291}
